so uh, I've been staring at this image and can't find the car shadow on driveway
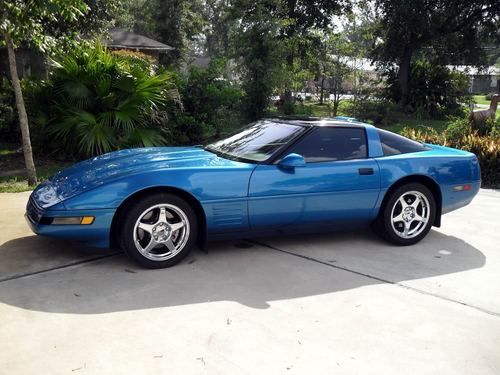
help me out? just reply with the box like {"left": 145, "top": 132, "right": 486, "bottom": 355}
{"left": 0, "top": 230, "right": 485, "bottom": 314}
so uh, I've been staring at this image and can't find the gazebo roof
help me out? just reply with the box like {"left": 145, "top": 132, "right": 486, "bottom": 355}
{"left": 103, "top": 28, "right": 173, "bottom": 51}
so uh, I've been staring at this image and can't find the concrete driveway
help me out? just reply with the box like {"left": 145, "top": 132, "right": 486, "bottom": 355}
{"left": 0, "top": 190, "right": 499, "bottom": 374}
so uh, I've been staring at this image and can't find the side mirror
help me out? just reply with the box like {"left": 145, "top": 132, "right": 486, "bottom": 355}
{"left": 278, "top": 153, "right": 306, "bottom": 169}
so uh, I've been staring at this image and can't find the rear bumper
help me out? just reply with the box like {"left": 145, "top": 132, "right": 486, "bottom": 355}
{"left": 441, "top": 180, "right": 481, "bottom": 214}
{"left": 25, "top": 197, "right": 114, "bottom": 248}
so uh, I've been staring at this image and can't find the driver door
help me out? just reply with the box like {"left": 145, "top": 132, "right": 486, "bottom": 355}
{"left": 248, "top": 126, "right": 380, "bottom": 230}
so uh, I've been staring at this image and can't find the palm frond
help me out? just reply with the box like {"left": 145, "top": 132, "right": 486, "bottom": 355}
{"left": 38, "top": 41, "right": 178, "bottom": 157}
{"left": 123, "top": 127, "right": 167, "bottom": 148}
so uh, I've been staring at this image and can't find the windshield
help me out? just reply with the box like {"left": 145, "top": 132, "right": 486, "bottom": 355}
{"left": 205, "top": 120, "right": 305, "bottom": 162}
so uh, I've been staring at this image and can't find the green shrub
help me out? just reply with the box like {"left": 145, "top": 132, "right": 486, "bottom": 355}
{"left": 0, "top": 77, "right": 17, "bottom": 143}
{"left": 169, "top": 114, "right": 213, "bottom": 144}
{"left": 111, "top": 49, "right": 157, "bottom": 65}
{"left": 170, "top": 58, "right": 243, "bottom": 144}
{"left": 31, "top": 42, "right": 179, "bottom": 158}
{"left": 344, "top": 98, "right": 399, "bottom": 126}
{"left": 484, "top": 117, "right": 500, "bottom": 138}
{"left": 382, "top": 60, "right": 470, "bottom": 116}
{"left": 457, "top": 134, "right": 500, "bottom": 187}
{"left": 278, "top": 101, "right": 315, "bottom": 116}
{"left": 443, "top": 116, "right": 472, "bottom": 140}
{"left": 0, "top": 76, "right": 45, "bottom": 145}
{"left": 400, "top": 126, "right": 444, "bottom": 144}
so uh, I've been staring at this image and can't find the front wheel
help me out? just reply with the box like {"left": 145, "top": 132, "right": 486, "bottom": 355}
{"left": 119, "top": 193, "right": 198, "bottom": 268}
{"left": 374, "top": 183, "right": 436, "bottom": 246}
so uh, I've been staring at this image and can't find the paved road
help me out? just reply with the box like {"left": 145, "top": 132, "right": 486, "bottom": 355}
{"left": 0, "top": 190, "right": 499, "bottom": 374}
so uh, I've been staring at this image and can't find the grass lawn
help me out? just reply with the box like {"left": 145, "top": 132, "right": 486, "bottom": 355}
{"left": 303, "top": 102, "right": 334, "bottom": 117}
{"left": 473, "top": 94, "right": 491, "bottom": 106}
{"left": 0, "top": 143, "right": 70, "bottom": 193}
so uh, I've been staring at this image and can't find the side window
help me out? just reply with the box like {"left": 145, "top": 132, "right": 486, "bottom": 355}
{"left": 377, "top": 129, "right": 430, "bottom": 156}
{"left": 286, "top": 127, "right": 367, "bottom": 163}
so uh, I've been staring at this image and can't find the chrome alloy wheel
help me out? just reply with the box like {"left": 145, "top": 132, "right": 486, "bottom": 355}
{"left": 133, "top": 204, "right": 190, "bottom": 261}
{"left": 390, "top": 190, "right": 430, "bottom": 239}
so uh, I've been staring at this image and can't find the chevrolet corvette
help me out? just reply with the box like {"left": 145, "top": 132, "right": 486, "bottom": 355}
{"left": 26, "top": 117, "right": 481, "bottom": 268}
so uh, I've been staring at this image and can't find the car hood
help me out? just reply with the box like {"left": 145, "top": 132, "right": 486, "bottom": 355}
{"left": 32, "top": 147, "right": 240, "bottom": 208}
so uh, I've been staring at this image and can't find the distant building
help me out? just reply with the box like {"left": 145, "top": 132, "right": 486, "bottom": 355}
{"left": 448, "top": 65, "right": 500, "bottom": 94}
{"left": 0, "top": 29, "right": 173, "bottom": 79}
{"left": 102, "top": 28, "right": 173, "bottom": 64}
{"left": 310, "top": 58, "right": 499, "bottom": 96}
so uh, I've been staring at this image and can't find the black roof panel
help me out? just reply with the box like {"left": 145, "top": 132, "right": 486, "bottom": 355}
{"left": 264, "top": 116, "right": 369, "bottom": 128}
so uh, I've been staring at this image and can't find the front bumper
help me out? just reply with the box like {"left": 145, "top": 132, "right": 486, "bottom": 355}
{"left": 25, "top": 196, "right": 115, "bottom": 248}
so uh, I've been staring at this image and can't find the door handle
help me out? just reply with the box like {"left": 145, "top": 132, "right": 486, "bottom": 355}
{"left": 358, "top": 168, "right": 374, "bottom": 175}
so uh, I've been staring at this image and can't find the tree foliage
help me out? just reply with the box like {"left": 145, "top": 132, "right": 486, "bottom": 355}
{"left": 116, "top": 0, "right": 205, "bottom": 64}
{"left": 0, "top": 0, "right": 89, "bottom": 51}
{"left": 201, "top": 0, "right": 236, "bottom": 57}
{"left": 382, "top": 60, "right": 471, "bottom": 116}
{"left": 172, "top": 58, "right": 243, "bottom": 142}
{"left": 229, "top": 0, "right": 351, "bottom": 119}
{"left": 47, "top": 0, "right": 122, "bottom": 38}
{"left": 0, "top": 0, "right": 91, "bottom": 185}
{"left": 372, "top": 0, "right": 500, "bottom": 105}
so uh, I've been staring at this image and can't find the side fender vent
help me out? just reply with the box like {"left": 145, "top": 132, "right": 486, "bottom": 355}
{"left": 212, "top": 202, "right": 245, "bottom": 228}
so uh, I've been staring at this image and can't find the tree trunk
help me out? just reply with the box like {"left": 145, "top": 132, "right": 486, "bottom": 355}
{"left": 283, "top": 0, "right": 296, "bottom": 108}
{"left": 398, "top": 47, "right": 413, "bottom": 107}
{"left": 332, "top": 98, "right": 339, "bottom": 117}
{"left": 332, "top": 81, "right": 340, "bottom": 116}
{"left": 7, "top": 37, "right": 37, "bottom": 185}
{"left": 319, "top": 75, "right": 325, "bottom": 105}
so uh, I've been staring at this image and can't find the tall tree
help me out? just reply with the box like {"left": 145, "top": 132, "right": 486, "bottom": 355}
{"left": 279, "top": 0, "right": 350, "bottom": 103}
{"left": 117, "top": 0, "right": 205, "bottom": 64}
{"left": 153, "top": 0, "right": 205, "bottom": 63}
{"left": 314, "top": 32, "right": 353, "bottom": 115}
{"left": 0, "top": 0, "right": 89, "bottom": 185}
{"left": 372, "top": 0, "right": 500, "bottom": 106}
{"left": 231, "top": 0, "right": 351, "bottom": 118}
{"left": 232, "top": 0, "right": 280, "bottom": 120}
{"left": 202, "top": 0, "right": 234, "bottom": 57}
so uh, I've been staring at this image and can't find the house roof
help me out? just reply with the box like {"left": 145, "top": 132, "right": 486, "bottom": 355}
{"left": 103, "top": 28, "right": 173, "bottom": 51}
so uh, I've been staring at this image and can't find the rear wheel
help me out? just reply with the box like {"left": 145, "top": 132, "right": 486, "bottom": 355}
{"left": 374, "top": 183, "right": 436, "bottom": 246}
{"left": 119, "top": 193, "right": 198, "bottom": 268}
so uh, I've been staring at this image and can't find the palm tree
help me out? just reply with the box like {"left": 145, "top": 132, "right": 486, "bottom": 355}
{"left": 37, "top": 43, "right": 180, "bottom": 157}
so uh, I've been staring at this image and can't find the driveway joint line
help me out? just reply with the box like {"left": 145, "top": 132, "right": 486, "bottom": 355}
{"left": 249, "top": 239, "right": 500, "bottom": 318}
{"left": 0, "top": 252, "right": 121, "bottom": 284}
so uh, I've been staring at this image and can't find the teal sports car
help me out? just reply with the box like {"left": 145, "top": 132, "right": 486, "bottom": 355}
{"left": 26, "top": 117, "right": 481, "bottom": 268}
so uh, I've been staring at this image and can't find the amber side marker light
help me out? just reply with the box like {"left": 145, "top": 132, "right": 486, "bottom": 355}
{"left": 80, "top": 216, "right": 95, "bottom": 225}
{"left": 51, "top": 216, "right": 95, "bottom": 225}
{"left": 453, "top": 184, "right": 472, "bottom": 192}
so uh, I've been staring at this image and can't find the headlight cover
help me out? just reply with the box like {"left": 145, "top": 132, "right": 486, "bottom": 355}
{"left": 32, "top": 182, "right": 62, "bottom": 208}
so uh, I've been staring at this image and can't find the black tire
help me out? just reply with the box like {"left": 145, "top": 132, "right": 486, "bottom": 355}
{"left": 119, "top": 193, "right": 198, "bottom": 268}
{"left": 374, "top": 183, "right": 436, "bottom": 246}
